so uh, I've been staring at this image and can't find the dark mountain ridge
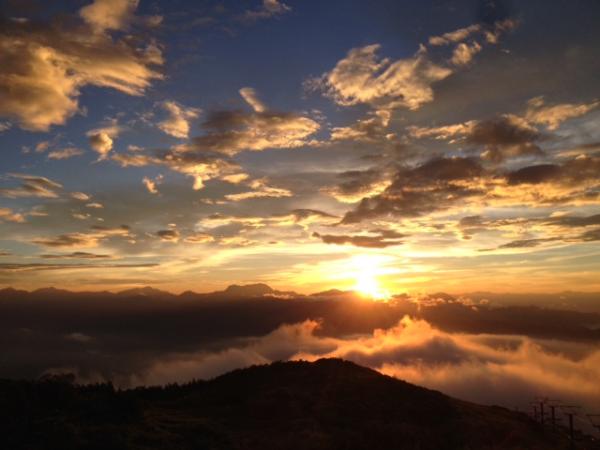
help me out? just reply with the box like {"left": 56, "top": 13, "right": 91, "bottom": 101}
{"left": 0, "top": 358, "right": 587, "bottom": 450}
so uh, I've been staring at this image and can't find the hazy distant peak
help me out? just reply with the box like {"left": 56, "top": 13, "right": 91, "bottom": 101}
{"left": 117, "top": 286, "right": 172, "bottom": 297}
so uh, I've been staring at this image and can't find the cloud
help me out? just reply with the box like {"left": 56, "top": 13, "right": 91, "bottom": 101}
{"left": 284, "top": 209, "right": 339, "bottom": 226}
{"left": 450, "top": 41, "right": 482, "bottom": 66}
{"left": 505, "top": 155, "right": 600, "bottom": 186}
{"left": 196, "top": 209, "right": 338, "bottom": 234}
{"left": 39, "top": 252, "right": 112, "bottom": 259}
{"left": 137, "top": 320, "right": 332, "bottom": 385}
{"left": 87, "top": 119, "right": 121, "bottom": 159}
{"left": 0, "top": 207, "right": 25, "bottom": 223}
{"left": 310, "top": 44, "right": 452, "bottom": 110}
{"left": 156, "top": 229, "right": 180, "bottom": 243}
{"left": 408, "top": 122, "right": 475, "bottom": 141}
{"left": 467, "top": 114, "right": 543, "bottom": 162}
{"left": 32, "top": 225, "right": 132, "bottom": 248}
{"left": 330, "top": 110, "right": 393, "bottom": 142}
{"left": 410, "top": 114, "right": 543, "bottom": 162}
{"left": 184, "top": 232, "right": 215, "bottom": 244}
{"left": 112, "top": 148, "right": 241, "bottom": 190}
{"left": 157, "top": 101, "right": 200, "bottom": 139}
{"left": 483, "top": 18, "right": 519, "bottom": 44}
{"left": 112, "top": 94, "right": 319, "bottom": 190}
{"left": 142, "top": 174, "right": 163, "bottom": 194}
{"left": 0, "top": 3, "right": 163, "bottom": 131}
{"left": 79, "top": 0, "right": 139, "bottom": 33}
{"left": 0, "top": 174, "right": 62, "bottom": 198}
{"left": 580, "top": 228, "right": 600, "bottom": 242}
{"left": 497, "top": 238, "right": 559, "bottom": 249}
{"left": 239, "top": 87, "right": 267, "bottom": 113}
{"left": 313, "top": 229, "right": 405, "bottom": 248}
{"left": 341, "top": 157, "right": 484, "bottom": 223}
{"left": 429, "top": 24, "right": 482, "bottom": 46}
{"left": 132, "top": 317, "right": 600, "bottom": 412}
{"left": 225, "top": 178, "right": 292, "bottom": 201}
{"left": 428, "top": 19, "right": 517, "bottom": 47}
{"left": 525, "top": 96, "right": 599, "bottom": 130}
{"left": 239, "top": 0, "right": 291, "bottom": 23}
{"left": 547, "top": 214, "right": 600, "bottom": 228}
{"left": 192, "top": 104, "right": 320, "bottom": 156}
{"left": 0, "top": 262, "right": 157, "bottom": 272}
{"left": 89, "top": 132, "right": 114, "bottom": 156}
{"left": 35, "top": 141, "right": 51, "bottom": 153}
{"left": 71, "top": 192, "right": 91, "bottom": 201}
{"left": 47, "top": 147, "right": 84, "bottom": 160}
{"left": 409, "top": 96, "right": 598, "bottom": 162}
{"left": 324, "top": 168, "right": 392, "bottom": 203}
{"left": 311, "top": 20, "right": 517, "bottom": 110}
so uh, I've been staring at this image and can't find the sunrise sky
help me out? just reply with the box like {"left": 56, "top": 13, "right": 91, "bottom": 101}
{"left": 1, "top": 0, "right": 599, "bottom": 294}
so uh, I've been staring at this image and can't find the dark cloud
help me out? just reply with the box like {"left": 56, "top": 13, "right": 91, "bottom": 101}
{"left": 156, "top": 229, "right": 180, "bottom": 242}
{"left": 580, "top": 228, "right": 600, "bottom": 242}
{"left": 325, "top": 168, "right": 390, "bottom": 203}
{"left": 288, "top": 209, "right": 337, "bottom": 222}
{"left": 506, "top": 155, "right": 600, "bottom": 185}
{"left": 506, "top": 164, "right": 561, "bottom": 185}
{"left": 39, "top": 252, "right": 112, "bottom": 259}
{"left": 312, "top": 230, "right": 405, "bottom": 248}
{"left": 483, "top": 223, "right": 600, "bottom": 251}
{"left": 497, "top": 237, "right": 558, "bottom": 249}
{"left": 546, "top": 214, "right": 600, "bottom": 227}
{"left": 0, "top": 262, "right": 157, "bottom": 272}
{"left": 466, "top": 115, "right": 543, "bottom": 162}
{"left": 191, "top": 108, "right": 319, "bottom": 156}
{"left": 342, "top": 157, "right": 484, "bottom": 223}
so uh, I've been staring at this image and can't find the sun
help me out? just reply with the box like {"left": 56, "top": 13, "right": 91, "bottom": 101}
{"left": 352, "top": 255, "right": 391, "bottom": 301}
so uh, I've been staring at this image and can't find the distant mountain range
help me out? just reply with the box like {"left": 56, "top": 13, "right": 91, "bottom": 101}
{"left": 0, "top": 283, "right": 300, "bottom": 300}
{"left": 0, "top": 358, "right": 587, "bottom": 449}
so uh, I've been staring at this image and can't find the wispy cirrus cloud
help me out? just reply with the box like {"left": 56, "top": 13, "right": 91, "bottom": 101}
{"left": 0, "top": 174, "right": 62, "bottom": 199}
{"left": 32, "top": 225, "right": 133, "bottom": 249}
{"left": 238, "top": 0, "right": 291, "bottom": 23}
{"left": 47, "top": 147, "right": 84, "bottom": 160}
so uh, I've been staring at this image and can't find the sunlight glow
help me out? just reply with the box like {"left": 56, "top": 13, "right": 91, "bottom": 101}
{"left": 352, "top": 255, "right": 391, "bottom": 301}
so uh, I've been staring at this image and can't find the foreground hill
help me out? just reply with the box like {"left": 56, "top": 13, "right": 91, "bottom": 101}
{"left": 0, "top": 359, "right": 587, "bottom": 449}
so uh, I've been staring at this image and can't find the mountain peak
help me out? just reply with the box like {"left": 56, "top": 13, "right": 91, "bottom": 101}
{"left": 117, "top": 286, "right": 171, "bottom": 297}
{"left": 0, "top": 358, "right": 582, "bottom": 449}
{"left": 222, "top": 283, "right": 274, "bottom": 297}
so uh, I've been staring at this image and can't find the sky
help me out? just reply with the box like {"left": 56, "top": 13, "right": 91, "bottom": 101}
{"left": 1, "top": 0, "right": 600, "bottom": 294}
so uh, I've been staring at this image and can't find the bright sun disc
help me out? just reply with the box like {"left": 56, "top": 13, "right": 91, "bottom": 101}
{"left": 352, "top": 255, "right": 390, "bottom": 301}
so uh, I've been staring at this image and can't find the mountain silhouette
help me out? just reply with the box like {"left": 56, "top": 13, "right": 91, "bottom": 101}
{"left": 0, "top": 359, "right": 584, "bottom": 449}
{"left": 117, "top": 286, "right": 173, "bottom": 297}
{"left": 221, "top": 282, "right": 275, "bottom": 297}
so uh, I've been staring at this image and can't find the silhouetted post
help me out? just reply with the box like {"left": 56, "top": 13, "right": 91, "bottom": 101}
{"left": 533, "top": 405, "right": 538, "bottom": 421}
{"left": 567, "top": 413, "right": 574, "bottom": 442}
{"left": 540, "top": 402, "right": 545, "bottom": 425}
{"left": 550, "top": 405, "right": 556, "bottom": 430}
